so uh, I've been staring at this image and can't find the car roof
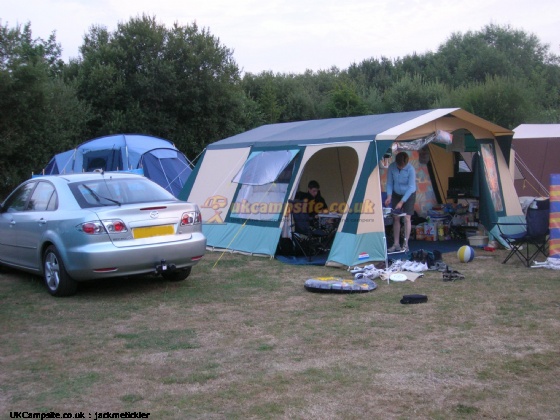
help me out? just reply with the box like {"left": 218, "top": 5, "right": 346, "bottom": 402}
{"left": 32, "top": 172, "right": 146, "bottom": 184}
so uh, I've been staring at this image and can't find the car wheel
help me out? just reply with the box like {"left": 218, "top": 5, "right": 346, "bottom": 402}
{"left": 43, "top": 245, "right": 78, "bottom": 296}
{"left": 161, "top": 266, "right": 191, "bottom": 282}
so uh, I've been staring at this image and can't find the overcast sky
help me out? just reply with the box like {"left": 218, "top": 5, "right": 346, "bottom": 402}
{"left": 3, "top": 0, "right": 559, "bottom": 74}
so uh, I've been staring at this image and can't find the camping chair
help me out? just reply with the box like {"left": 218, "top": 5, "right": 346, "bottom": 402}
{"left": 494, "top": 199, "right": 550, "bottom": 267}
{"left": 289, "top": 199, "right": 330, "bottom": 259}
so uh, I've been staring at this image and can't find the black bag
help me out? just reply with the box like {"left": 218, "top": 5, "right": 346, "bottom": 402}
{"left": 400, "top": 294, "right": 428, "bottom": 304}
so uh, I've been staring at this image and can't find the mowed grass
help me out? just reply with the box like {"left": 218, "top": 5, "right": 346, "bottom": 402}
{"left": 1, "top": 249, "right": 559, "bottom": 419}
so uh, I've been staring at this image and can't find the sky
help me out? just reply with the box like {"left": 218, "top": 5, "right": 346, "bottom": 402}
{"left": 3, "top": 0, "right": 559, "bottom": 74}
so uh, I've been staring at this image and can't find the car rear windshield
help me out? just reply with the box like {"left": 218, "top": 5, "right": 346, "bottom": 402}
{"left": 69, "top": 177, "right": 177, "bottom": 208}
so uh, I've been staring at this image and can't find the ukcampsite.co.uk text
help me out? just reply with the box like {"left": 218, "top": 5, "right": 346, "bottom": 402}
{"left": 230, "top": 199, "right": 376, "bottom": 215}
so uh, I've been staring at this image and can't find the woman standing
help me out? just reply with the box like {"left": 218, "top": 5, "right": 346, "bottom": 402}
{"left": 384, "top": 152, "right": 417, "bottom": 252}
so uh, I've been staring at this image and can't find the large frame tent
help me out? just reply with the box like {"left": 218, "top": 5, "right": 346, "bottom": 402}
{"left": 180, "top": 109, "right": 522, "bottom": 268}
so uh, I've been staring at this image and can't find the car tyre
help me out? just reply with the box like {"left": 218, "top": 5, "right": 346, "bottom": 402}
{"left": 43, "top": 245, "right": 78, "bottom": 296}
{"left": 161, "top": 266, "right": 191, "bottom": 282}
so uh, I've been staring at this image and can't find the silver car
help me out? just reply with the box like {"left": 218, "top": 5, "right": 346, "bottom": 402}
{"left": 0, "top": 172, "right": 206, "bottom": 296}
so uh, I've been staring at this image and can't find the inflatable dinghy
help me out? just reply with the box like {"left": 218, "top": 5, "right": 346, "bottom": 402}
{"left": 304, "top": 276, "right": 377, "bottom": 293}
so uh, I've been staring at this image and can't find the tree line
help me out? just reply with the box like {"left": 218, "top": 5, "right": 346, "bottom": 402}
{"left": 1, "top": 15, "right": 559, "bottom": 197}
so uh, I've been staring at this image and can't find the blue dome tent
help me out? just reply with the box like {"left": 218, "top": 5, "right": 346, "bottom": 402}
{"left": 44, "top": 134, "right": 192, "bottom": 197}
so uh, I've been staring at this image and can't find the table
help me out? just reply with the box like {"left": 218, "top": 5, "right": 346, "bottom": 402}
{"left": 317, "top": 213, "right": 342, "bottom": 230}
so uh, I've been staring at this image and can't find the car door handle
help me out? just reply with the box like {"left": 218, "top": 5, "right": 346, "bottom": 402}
{"left": 38, "top": 219, "right": 47, "bottom": 225}
{"left": 10, "top": 220, "right": 16, "bottom": 226}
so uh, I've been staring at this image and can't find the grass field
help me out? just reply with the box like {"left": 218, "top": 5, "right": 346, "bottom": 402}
{"left": 1, "top": 248, "right": 559, "bottom": 419}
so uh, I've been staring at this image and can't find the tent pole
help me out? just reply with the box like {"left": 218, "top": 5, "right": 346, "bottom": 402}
{"left": 375, "top": 139, "right": 389, "bottom": 278}
{"left": 125, "top": 143, "right": 130, "bottom": 170}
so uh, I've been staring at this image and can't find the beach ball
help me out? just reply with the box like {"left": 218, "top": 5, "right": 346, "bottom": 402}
{"left": 457, "top": 245, "right": 475, "bottom": 263}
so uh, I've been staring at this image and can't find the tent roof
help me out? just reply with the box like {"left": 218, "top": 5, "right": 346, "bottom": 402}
{"left": 75, "top": 133, "right": 178, "bottom": 152}
{"left": 513, "top": 124, "right": 560, "bottom": 139}
{"left": 208, "top": 108, "right": 513, "bottom": 150}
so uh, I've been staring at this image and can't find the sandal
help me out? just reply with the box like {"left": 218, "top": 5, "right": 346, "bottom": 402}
{"left": 434, "top": 262, "right": 448, "bottom": 272}
{"left": 387, "top": 244, "right": 401, "bottom": 253}
{"left": 442, "top": 268, "right": 465, "bottom": 281}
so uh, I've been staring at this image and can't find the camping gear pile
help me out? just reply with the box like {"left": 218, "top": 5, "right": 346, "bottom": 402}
{"left": 345, "top": 247, "right": 466, "bottom": 284}
{"left": 411, "top": 202, "right": 483, "bottom": 243}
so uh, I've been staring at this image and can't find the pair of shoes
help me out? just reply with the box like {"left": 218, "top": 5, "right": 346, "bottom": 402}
{"left": 386, "top": 259, "right": 405, "bottom": 272}
{"left": 363, "top": 267, "right": 382, "bottom": 280}
{"left": 442, "top": 267, "right": 465, "bottom": 281}
{"left": 401, "top": 261, "right": 414, "bottom": 271}
{"left": 410, "top": 262, "right": 428, "bottom": 272}
{"left": 387, "top": 244, "right": 401, "bottom": 253}
{"left": 402, "top": 261, "right": 428, "bottom": 272}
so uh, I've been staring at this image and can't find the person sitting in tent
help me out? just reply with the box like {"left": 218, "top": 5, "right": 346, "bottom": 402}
{"left": 384, "top": 152, "right": 417, "bottom": 253}
{"left": 296, "top": 180, "right": 328, "bottom": 215}
{"left": 294, "top": 180, "right": 329, "bottom": 229}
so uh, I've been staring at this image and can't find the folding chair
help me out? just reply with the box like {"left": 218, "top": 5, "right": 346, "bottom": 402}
{"left": 288, "top": 199, "right": 330, "bottom": 259}
{"left": 495, "top": 199, "right": 550, "bottom": 267}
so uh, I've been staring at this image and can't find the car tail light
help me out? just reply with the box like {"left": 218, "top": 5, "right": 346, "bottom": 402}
{"left": 80, "top": 222, "right": 106, "bottom": 235}
{"left": 79, "top": 220, "right": 128, "bottom": 235}
{"left": 181, "top": 211, "right": 201, "bottom": 226}
{"left": 103, "top": 220, "right": 128, "bottom": 233}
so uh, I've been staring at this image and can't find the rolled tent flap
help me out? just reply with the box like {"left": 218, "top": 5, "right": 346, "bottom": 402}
{"left": 232, "top": 150, "right": 299, "bottom": 185}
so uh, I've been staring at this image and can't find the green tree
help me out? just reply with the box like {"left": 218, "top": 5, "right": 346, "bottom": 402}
{"left": 241, "top": 67, "right": 342, "bottom": 123}
{"left": 435, "top": 24, "right": 556, "bottom": 87}
{"left": 0, "top": 22, "right": 90, "bottom": 196}
{"left": 326, "top": 82, "right": 369, "bottom": 117}
{"left": 68, "top": 15, "right": 249, "bottom": 158}
{"left": 347, "top": 56, "right": 398, "bottom": 94}
{"left": 383, "top": 74, "right": 448, "bottom": 112}
{"left": 253, "top": 74, "right": 283, "bottom": 123}
{"left": 450, "top": 75, "right": 537, "bottom": 129}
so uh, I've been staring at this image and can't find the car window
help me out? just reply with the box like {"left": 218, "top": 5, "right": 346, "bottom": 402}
{"left": 28, "top": 182, "right": 57, "bottom": 211}
{"left": 4, "top": 182, "right": 36, "bottom": 212}
{"left": 69, "top": 177, "right": 176, "bottom": 208}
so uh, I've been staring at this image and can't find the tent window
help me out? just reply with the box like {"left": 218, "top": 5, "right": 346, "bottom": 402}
{"left": 86, "top": 157, "right": 107, "bottom": 172}
{"left": 83, "top": 149, "right": 122, "bottom": 172}
{"left": 456, "top": 152, "right": 472, "bottom": 173}
{"left": 231, "top": 150, "right": 298, "bottom": 222}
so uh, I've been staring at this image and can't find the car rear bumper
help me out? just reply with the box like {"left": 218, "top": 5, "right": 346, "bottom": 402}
{"left": 64, "top": 232, "right": 207, "bottom": 281}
